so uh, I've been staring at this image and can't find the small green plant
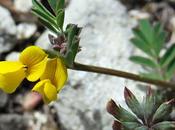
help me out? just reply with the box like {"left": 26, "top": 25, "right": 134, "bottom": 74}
{"left": 130, "top": 19, "right": 175, "bottom": 81}
{"left": 32, "top": 0, "right": 81, "bottom": 67}
{"left": 107, "top": 87, "right": 175, "bottom": 130}
{"left": 30, "top": 0, "right": 175, "bottom": 88}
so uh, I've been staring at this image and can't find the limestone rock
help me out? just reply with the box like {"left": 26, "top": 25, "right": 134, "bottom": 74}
{"left": 14, "top": 0, "right": 32, "bottom": 12}
{"left": 0, "top": 6, "right": 16, "bottom": 54}
{"left": 0, "top": 90, "right": 8, "bottom": 109}
{"left": 5, "top": 52, "right": 20, "bottom": 61}
{"left": 16, "top": 23, "right": 37, "bottom": 40}
{"left": 35, "top": 31, "right": 52, "bottom": 50}
{"left": 0, "top": 114, "right": 27, "bottom": 130}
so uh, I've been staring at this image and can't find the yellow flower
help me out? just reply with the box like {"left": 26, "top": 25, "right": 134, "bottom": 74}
{"left": 31, "top": 79, "right": 57, "bottom": 103}
{"left": 32, "top": 58, "right": 67, "bottom": 103}
{"left": 0, "top": 46, "right": 48, "bottom": 93}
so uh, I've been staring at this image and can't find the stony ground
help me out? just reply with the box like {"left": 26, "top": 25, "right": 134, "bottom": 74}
{"left": 0, "top": 0, "right": 175, "bottom": 130}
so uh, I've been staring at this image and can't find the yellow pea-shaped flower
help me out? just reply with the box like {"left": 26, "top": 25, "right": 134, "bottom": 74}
{"left": 40, "top": 58, "right": 68, "bottom": 91}
{"left": 32, "top": 58, "right": 68, "bottom": 103}
{"left": 0, "top": 46, "right": 48, "bottom": 93}
{"left": 32, "top": 79, "right": 57, "bottom": 104}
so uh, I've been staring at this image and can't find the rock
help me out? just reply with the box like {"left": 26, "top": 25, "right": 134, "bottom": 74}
{"left": 36, "top": 0, "right": 144, "bottom": 130}
{"left": 14, "top": 0, "right": 33, "bottom": 12}
{"left": 0, "top": 90, "right": 8, "bottom": 109}
{"left": 0, "top": 6, "right": 16, "bottom": 54}
{"left": 0, "top": 114, "right": 27, "bottom": 130}
{"left": 129, "top": 10, "right": 150, "bottom": 20}
{"left": 16, "top": 23, "right": 37, "bottom": 40}
{"left": 5, "top": 52, "right": 20, "bottom": 61}
{"left": 35, "top": 31, "right": 53, "bottom": 50}
{"left": 0, "top": 6, "right": 16, "bottom": 35}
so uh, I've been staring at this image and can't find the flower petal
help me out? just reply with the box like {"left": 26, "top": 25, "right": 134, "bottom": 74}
{"left": 32, "top": 79, "right": 57, "bottom": 103}
{"left": 54, "top": 58, "right": 67, "bottom": 91}
{"left": 19, "top": 46, "right": 47, "bottom": 66}
{"left": 19, "top": 46, "right": 48, "bottom": 81}
{"left": 0, "top": 61, "right": 26, "bottom": 93}
{"left": 40, "top": 58, "right": 67, "bottom": 91}
{"left": 26, "top": 57, "right": 47, "bottom": 81}
{"left": 44, "top": 81, "right": 57, "bottom": 103}
{"left": 40, "top": 58, "right": 57, "bottom": 82}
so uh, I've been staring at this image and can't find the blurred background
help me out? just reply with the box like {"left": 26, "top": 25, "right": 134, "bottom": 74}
{"left": 0, "top": 0, "right": 175, "bottom": 130}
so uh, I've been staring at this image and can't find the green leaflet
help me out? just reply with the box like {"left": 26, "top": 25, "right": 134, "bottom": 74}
{"left": 47, "top": 0, "right": 57, "bottom": 13}
{"left": 130, "top": 37, "right": 153, "bottom": 57}
{"left": 56, "top": 9, "right": 65, "bottom": 30}
{"left": 165, "top": 59, "right": 175, "bottom": 81}
{"left": 160, "top": 44, "right": 175, "bottom": 67}
{"left": 139, "top": 19, "right": 153, "bottom": 45}
{"left": 152, "top": 101, "right": 173, "bottom": 123}
{"left": 56, "top": 0, "right": 65, "bottom": 11}
{"left": 47, "top": 0, "right": 65, "bottom": 13}
{"left": 122, "top": 122, "right": 142, "bottom": 130}
{"left": 152, "top": 121, "right": 175, "bottom": 130}
{"left": 118, "top": 105, "right": 139, "bottom": 122}
{"left": 134, "top": 126, "right": 148, "bottom": 130}
{"left": 124, "top": 87, "right": 144, "bottom": 121}
{"left": 129, "top": 56, "right": 157, "bottom": 69}
{"left": 32, "top": 0, "right": 56, "bottom": 19}
{"left": 38, "top": 17, "right": 59, "bottom": 34}
{"left": 64, "top": 24, "right": 82, "bottom": 67}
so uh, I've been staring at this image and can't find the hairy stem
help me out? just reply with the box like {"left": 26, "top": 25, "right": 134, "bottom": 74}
{"left": 69, "top": 62, "right": 175, "bottom": 89}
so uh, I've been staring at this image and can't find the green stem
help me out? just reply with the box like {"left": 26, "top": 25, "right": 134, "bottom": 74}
{"left": 69, "top": 62, "right": 175, "bottom": 89}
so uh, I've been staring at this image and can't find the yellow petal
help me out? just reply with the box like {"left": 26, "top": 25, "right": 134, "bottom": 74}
{"left": 26, "top": 57, "right": 47, "bottom": 81}
{"left": 44, "top": 81, "right": 57, "bottom": 103}
{"left": 0, "top": 61, "right": 26, "bottom": 93}
{"left": 32, "top": 79, "right": 57, "bottom": 103}
{"left": 54, "top": 58, "right": 67, "bottom": 91}
{"left": 19, "top": 46, "right": 47, "bottom": 66}
{"left": 40, "top": 58, "right": 57, "bottom": 82}
{"left": 19, "top": 46, "right": 48, "bottom": 81}
{"left": 41, "top": 58, "right": 67, "bottom": 91}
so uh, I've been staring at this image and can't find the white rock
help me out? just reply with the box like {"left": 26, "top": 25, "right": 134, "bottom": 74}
{"left": 16, "top": 23, "right": 37, "bottom": 40}
{"left": 0, "top": 6, "right": 16, "bottom": 35}
{"left": 0, "top": 6, "right": 17, "bottom": 54}
{"left": 5, "top": 52, "right": 20, "bottom": 61}
{"left": 14, "top": 0, "right": 33, "bottom": 12}
{"left": 36, "top": 0, "right": 145, "bottom": 130}
{"left": 35, "top": 31, "right": 54, "bottom": 50}
{"left": 129, "top": 10, "right": 150, "bottom": 20}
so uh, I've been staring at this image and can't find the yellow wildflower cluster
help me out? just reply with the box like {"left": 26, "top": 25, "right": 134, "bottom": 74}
{"left": 0, "top": 46, "right": 67, "bottom": 103}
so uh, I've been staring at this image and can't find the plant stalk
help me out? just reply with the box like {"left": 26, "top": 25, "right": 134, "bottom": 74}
{"left": 69, "top": 62, "right": 175, "bottom": 89}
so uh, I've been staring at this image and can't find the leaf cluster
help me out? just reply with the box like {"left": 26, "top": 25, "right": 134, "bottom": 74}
{"left": 130, "top": 19, "right": 175, "bottom": 81}
{"left": 107, "top": 87, "right": 175, "bottom": 130}
{"left": 32, "top": 0, "right": 81, "bottom": 67}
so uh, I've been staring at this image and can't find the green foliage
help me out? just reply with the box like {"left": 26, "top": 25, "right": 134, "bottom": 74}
{"left": 64, "top": 24, "right": 82, "bottom": 67}
{"left": 32, "top": 0, "right": 81, "bottom": 67}
{"left": 130, "top": 56, "right": 157, "bottom": 69}
{"left": 130, "top": 19, "right": 175, "bottom": 81}
{"left": 32, "top": 0, "right": 59, "bottom": 33}
{"left": 107, "top": 87, "right": 175, "bottom": 130}
{"left": 32, "top": 0, "right": 65, "bottom": 33}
